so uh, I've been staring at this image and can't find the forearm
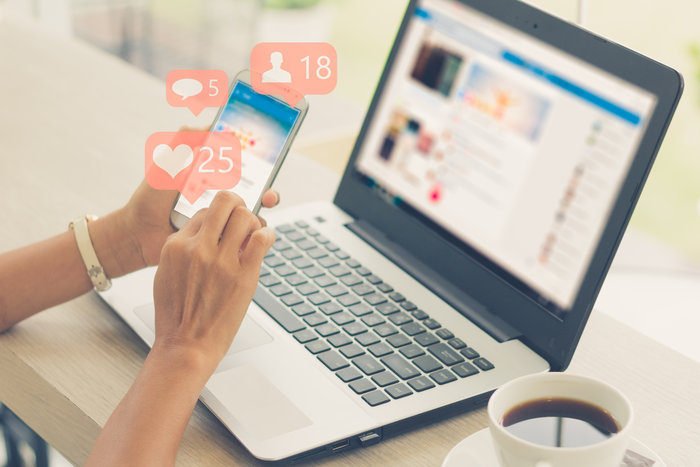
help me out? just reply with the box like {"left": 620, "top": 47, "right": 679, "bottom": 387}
{"left": 86, "top": 343, "right": 214, "bottom": 467}
{"left": 0, "top": 210, "right": 145, "bottom": 331}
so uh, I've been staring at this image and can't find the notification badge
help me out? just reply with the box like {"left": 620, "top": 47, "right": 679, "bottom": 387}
{"left": 166, "top": 70, "right": 228, "bottom": 116}
{"left": 145, "top": 131, "right": 241, "bottom": 203}
{"left": 250, "top": 42, "right": 337, "bottom": 106}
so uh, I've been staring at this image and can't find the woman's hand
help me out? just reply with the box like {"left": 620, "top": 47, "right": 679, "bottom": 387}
{"left": 151, "top": 190, "right": 275, "bottom": 371}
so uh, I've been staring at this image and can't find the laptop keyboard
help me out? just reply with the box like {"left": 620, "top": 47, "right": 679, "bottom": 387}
{"left": 253, "top": 220, "right": 495, "bottom": 407}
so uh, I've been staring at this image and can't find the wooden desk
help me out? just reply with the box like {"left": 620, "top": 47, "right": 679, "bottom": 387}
{"left": 1, "top": 19, "right": 699, "bottom": 466}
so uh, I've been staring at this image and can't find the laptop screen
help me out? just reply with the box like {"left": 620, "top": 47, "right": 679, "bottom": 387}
{"left": 354, "top": 0, "right": 657, "bottom": 316}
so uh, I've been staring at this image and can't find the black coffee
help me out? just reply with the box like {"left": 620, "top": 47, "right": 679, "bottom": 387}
{"left": 501, "top": 397, "right": 620, "bottom": 448}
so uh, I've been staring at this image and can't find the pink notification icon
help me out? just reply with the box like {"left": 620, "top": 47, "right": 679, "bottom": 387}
{"left": 250, "top": 42, "right": 337, "bottom": 106}
{"left": 166, "top": 70, "right": 228, "bottom": 116}
{"left": 145, "top": 131, "right": 242, "bottom": 204}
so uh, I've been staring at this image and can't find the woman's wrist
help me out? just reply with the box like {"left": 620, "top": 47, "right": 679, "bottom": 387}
{"left": 150, "top": 338, "right": 220, "bottom": 381}
{"left": 88, "top": 209, "right": 147, "bottom": 279}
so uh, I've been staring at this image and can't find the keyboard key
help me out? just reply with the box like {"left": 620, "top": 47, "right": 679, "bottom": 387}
{"left": 318, "top": 350, "right": 349, "bottom": 371}
{"left": 346, "top": 259, "right": 361, "bottom": 268}
{"left": 368, "top": 342, "right": 393, "bottom": 358}
{"left": 351, "top": 284, "right": 374, "bottom": 296}
{"left": 423, "top": 319, "right": 441, "bottom": 330}
{"left": 413, "top": 355, "right": 442, "bottom": 373}
{"left": 329, "top": 265, "right": 351, "bottom": 277}
{"left": 381, "top": 353, "right": 420, "bottom": 380}
{"left": 319, "top": 302, "right": 342, "bottom": 315}
{"left": 473, "top": 357, "right": 495, "bottom": 371}
{"left": 448, "top": 338, "right": 467, "bottom": 349}
{"left": 270, "top": 284, "right": 292, "bottom": 297}
{"left": 452, "top": 362, "right": 479, "bottom": 378}
{"left": 340, "top": 344, "right": 365, "bottom": 359}
{"left": 343, "top": 322, "right": 367, "bottom": 336}
{"left": 303, "top": 266, "right": 324, "bottom": 278}
{"left": 281, "top": 294, "right": 304, "bottom": 307}
{"left": 304, "top": 313, "right": 328, "bottom": 327}
{"left": 292, "top": 257, "right": 313, "bottom": 269}
{"left": 297, "top": 283, "right": 319, "bottom": 296}
{"left": 366, "top": 274, "right": 383, "bottom": 285}
{"left": 388, "top": 312, "right": 412, "bottom": 326}
{"left": 316, "top": 323, "right": 339, "bottom": 337}
{"left": 386, "top": 333, "right": 411, "bottom": 348}
{"left": 430, "top": 369, "right": 457, "bottom": 385}
{"left": 415, "top": 333, "right": 440, "bottom": 347}
{"left": 259, "top": 267, "right": 271, "bottom": 277}
{"left": 399, "top": 344, "right": 426, "bottom": 359}
{"left": 349, "top": 379, "right": 375, "bottom": 394}
{"left": 401, "top": 322, "right": 425, "bottom": 336}
{"left": 371, "top": 371, "right": 398, "bottom": 387}
{"left": 319, "top": 256, "right": 339, "bottom": 268}
{"left": 362, "top": 390, "right": 390, "bottom": 407}
{"left": 356, "top": 266, "right": 372, "bottom": 276}
{"left": 308, "top": 292, "right": 331, "bottom": 306}
{"left": 314, "top": 275, "right": 337, "bottom": 287}
{"left": 294, "top": 220, "right": 309, "bottom": 228}
{"left": 264, "top": 255, "right": 285, "bottom": 268}
{"left": 307, "top": 248, "right": 328, "bottom": 260}
{"left": 353, "top": 355, "right": 385, "bottom": 375}
{"left": 293, "top": 329, "right": 317, "bottom": 344}
{"left": 460, "top": 347, "right": 480, "bottom": 359}
{"left": 325, "top": 242, "right": 340, "bottom": 252}
{"left": 400, "top": 301, "right": 417, "bottom": 311}
{"left": 281, "top": 249, "right": 302, "bottom": 261}
{"left": 377, "top": 283, "right": 394, "bottom": 293}
{"left": 365, "top": 293, "right": 387, "bottom": 306}
{"left": 338, "top": 294, "right": 361, "bottom": 307}
{"left": 275, "top": 223, "right": 295, "bottom": 234}
{"left": 297, "top": 239, "right": 316, "bottom": 250}
{"left": 362, "top": 314, "right": 385, "bottom": 327}
{"left": 389, "top": 292, "right": 405, "bottom": 302}
{"left": 272, "top": 240, "right": 293, "bottom": 251}
{"left": 306, "top": 227, "right": 319, "bottom": 236}
{"left": 286, "top": 230, "right": 305, "bottom": 242}
{"left": 326, "top": 284, "right": 348, "bottom": 297}
{"left": 285, "top": 274, "right": 307, "bottom": 287}
{"left": 340, "top": 274, "right": 363, "bottom": 286}
{"left": 292, "top": 303, "right": 315, "bottom": 316}
{"left": 336, "top": 367, "right": 362, "bottom": 383}
{"left": 428, "top": 343, "right": 465, "bottom": 366}
{"left": 331, "top": 312, "right": 355, "bottom": 326}
{"left": 305, "top": 340, "right": 330, "bottom": 354}
{"left": 436, "top": 328, "right": 455, "bottom": 340}
{"left": 335, "top": 250, "right": 350, "bottom": 260}
{"left": 356, "top": 332, "right": 380, "bottom": 346}
{"left": 374, "top": 323, "right": 398, "bottom": 337}
{"left": 255, "top": 288, "right": 307, "bottom": 333}
{"left": 408, "top": 376, "right": 436, "bottom": 392}
{"left": 348, "top": 303, "right": 372, "bottom": 316}
{"left": 260, "top": 275, "right": 281, "bottom": 287}
{"left": 385, "top": 383, "right": 412, "bottom": 399}
{"left": 328, "top": 333, "right": 352, "bottom": 348}
{"left": 275, "top": 265, "right": 296, "bottom": 277}
{"left": 315, "top": 234, "right": 331, "bottom": 244}
{"left": 411, "top": 309, "right": 429, "bottom": 320}
{"left": 376, "top": 303, "right": 400, "bottom": 315}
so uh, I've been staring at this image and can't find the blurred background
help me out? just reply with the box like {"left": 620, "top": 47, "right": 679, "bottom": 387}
{"left": 0, "top": 0, "right": 698, "bottom": 465}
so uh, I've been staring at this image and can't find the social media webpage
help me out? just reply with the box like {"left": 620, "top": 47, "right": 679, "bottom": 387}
{"left": 355, "top": 0, "right": 657, "bottom": 315}
{"left": 175, "top": 81, "right": 300, "bottom": 216}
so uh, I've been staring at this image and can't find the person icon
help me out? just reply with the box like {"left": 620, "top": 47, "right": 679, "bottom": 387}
{"left": 262, "top": 51, "right": 292, "bottom": 83}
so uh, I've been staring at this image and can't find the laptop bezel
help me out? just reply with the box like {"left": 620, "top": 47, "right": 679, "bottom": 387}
{"left": 333, "top": 0, "right": 683, "bottom": 371}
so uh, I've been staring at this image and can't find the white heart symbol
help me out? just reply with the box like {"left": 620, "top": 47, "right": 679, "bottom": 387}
{"left": 153, "top": 143, "right": 194, "bottom": 178}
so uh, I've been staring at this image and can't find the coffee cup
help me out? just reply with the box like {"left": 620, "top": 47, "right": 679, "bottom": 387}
{"left": 487, "top": 373, "right": 633, "bottom": 467}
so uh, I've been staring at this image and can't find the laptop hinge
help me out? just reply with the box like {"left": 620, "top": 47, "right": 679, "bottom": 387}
{"left": 346, "top": 219, "right": 521, "bottom": 343}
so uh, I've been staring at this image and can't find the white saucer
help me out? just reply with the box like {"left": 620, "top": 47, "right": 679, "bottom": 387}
{"left": 442, "top": 428, "right": 666, "bottom": 467}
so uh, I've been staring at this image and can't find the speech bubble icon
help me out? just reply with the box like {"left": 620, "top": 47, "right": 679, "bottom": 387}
{"left": 166, "top": 70, "right": 229, "bottom": 116}
{"left": 250, "top": 42, "right": 337, "bottom": 106}
{"left": 171, "top": 78, "right": 203, "bottom": 101}
{"left": 145, "top": 131, "right": 242, "bottom": 204}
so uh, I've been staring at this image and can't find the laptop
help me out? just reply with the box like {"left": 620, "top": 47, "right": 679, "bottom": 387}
{"left": 100, "top": 0, "right": 682, "bottom": 461}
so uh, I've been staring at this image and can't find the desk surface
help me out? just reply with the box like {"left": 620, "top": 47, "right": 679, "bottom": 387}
{"left": 1, "top": 19, "right": 699, "bottom": 466}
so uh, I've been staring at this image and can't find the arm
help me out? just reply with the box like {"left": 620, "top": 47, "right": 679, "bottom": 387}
{"left": 86, "top": 191, "right": 275, "bottom": 466}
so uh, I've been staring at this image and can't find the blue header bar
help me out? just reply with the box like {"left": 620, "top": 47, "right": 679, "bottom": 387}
{"left": 502, "top": 51, "right": 641, "bottom": 125}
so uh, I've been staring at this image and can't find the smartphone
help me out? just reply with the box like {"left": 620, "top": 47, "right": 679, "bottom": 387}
{"left": 169, "top": 70, "right": 308, "bottom": 229}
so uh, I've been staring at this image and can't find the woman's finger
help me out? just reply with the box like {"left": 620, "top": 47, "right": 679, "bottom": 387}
{"left": 261, "top": 190, "right": 280, "bottom": 208}
{"left": 239, "top": 227, "right": 276, "bottom": 270}
{"left": 220, "top": 206, "right": 261, "bottom": 256}
{"left": 200, "top": 191, "right": 245, "bottom": 243}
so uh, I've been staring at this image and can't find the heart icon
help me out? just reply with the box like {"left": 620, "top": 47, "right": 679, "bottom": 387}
{"left": 153, "top": 143, "right": 194, "bottom": 178}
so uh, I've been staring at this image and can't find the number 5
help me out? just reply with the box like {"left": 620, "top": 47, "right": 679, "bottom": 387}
{"left": 208, "top": 79, "right": 219, "bottom": 97}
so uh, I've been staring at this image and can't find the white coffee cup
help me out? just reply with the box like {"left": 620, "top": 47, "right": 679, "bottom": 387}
{"left": 487, "top": 373, "right": 633, "bottom": 467}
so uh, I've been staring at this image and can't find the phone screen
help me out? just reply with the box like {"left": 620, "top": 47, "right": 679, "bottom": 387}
{"left": 173, "top": 81, "right": 301, "bottom": 217}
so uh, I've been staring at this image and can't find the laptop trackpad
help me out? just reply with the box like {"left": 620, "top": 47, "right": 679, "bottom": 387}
{"left": 207, "top": 365, "right": 313, "bottom": 440}
{"left": 133, "top": 304, "right": 273, "bottom": 356}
